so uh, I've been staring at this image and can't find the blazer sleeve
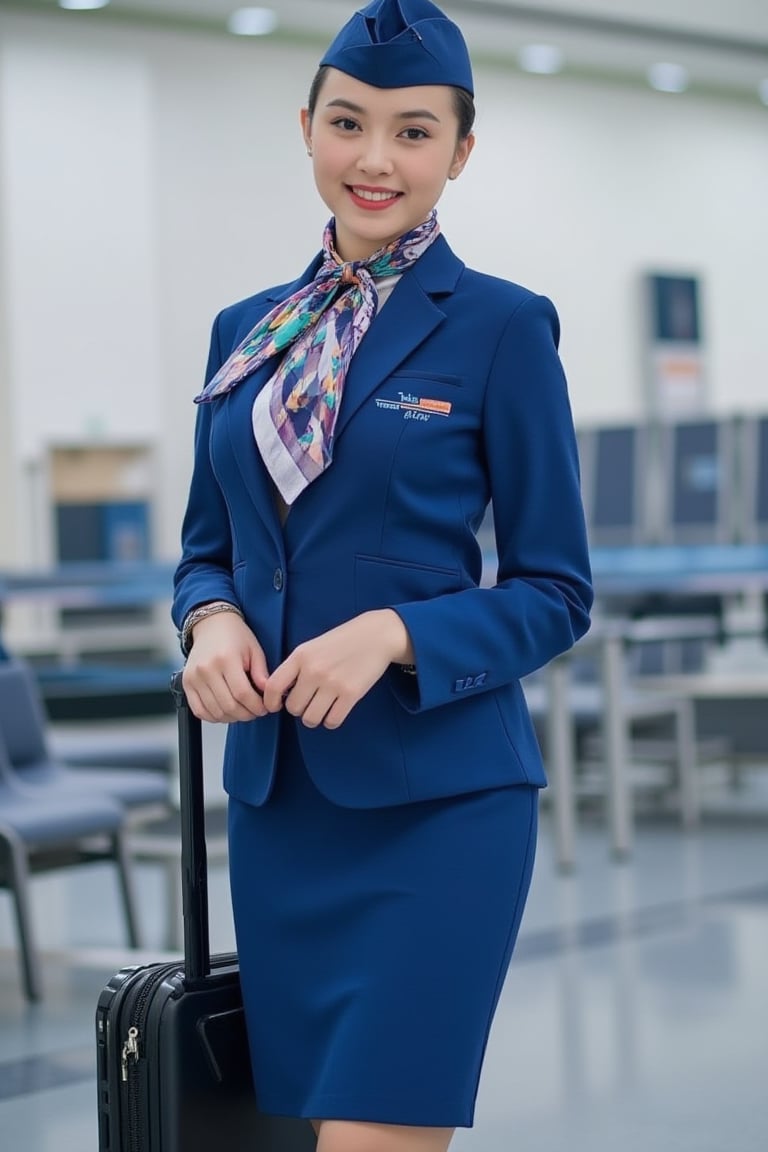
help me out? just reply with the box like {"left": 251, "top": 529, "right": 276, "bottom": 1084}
{"left": 171, "top": 313, "right": 238, "bottom": 634}
{"left": 389, "top": 294, "right": 593, "bottom": 713}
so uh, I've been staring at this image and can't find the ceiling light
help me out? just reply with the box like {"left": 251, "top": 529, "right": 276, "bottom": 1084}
{"left": 760, "top": 79, "right": 768, "bottom": 106}
{"left": 518, "top": 44, "right": 564, "bottom": 75}
{"left": 58, "top": 0, "right": 111, "bottom": 9}
{"left": 227, "top": 7, "right": 278, "bottom": 36}
{"left": 647, "top": 62, "right": 689, "bottom": 94}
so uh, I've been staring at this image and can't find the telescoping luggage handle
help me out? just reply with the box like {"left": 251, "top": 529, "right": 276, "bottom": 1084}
{"left": 170, "top": 670, "right": 211, "bottom": 985}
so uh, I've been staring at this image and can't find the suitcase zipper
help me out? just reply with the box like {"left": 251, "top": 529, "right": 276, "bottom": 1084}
{"left": 120, "top": 962, "right": 182, "bottom": 1151}
{"left": 120, "top": 963, "right": 178, "bottom": 1080}
{"left": 120, "top": 1026, "right": 139, "bottom": 1082}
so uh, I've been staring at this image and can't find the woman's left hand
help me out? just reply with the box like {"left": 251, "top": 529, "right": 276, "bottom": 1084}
{"left": 262, "top": 609, "right": 413, "bottom": 729}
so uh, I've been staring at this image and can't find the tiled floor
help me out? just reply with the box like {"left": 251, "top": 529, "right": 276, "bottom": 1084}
{"left": 1, "top": 767, "right": 767, "bottom": 1151}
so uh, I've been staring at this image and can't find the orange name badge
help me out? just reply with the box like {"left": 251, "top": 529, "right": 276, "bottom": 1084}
{"left": 418, "top": 398, "right": 452, "bottom": 416}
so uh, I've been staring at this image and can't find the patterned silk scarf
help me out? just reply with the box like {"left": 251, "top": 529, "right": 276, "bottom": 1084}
{"left": 195, "top": 211, "right": 441, "bottom": 504}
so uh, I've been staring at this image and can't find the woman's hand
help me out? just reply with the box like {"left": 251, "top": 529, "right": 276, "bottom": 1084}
{"left": 182, "top": 611, "right": 269, "bottom": 723}
{"left": 262, "top": 609, "right": 413, "bottom": 729}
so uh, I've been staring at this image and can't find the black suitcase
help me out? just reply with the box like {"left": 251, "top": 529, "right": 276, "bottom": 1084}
{"left": 95, "top": 672, "right": 317, "bottom": 1152}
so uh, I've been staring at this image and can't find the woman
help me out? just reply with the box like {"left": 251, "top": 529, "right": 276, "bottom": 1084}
{"left": 173, "top": 2, "right": 592, "bottom": 1149}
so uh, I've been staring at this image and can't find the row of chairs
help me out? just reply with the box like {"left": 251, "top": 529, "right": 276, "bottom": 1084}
{"left": 0, "top": 657, "right": 171, "bottom": 1001}
{"left": 577, "top": 413, "right": 768, "bottom": 547}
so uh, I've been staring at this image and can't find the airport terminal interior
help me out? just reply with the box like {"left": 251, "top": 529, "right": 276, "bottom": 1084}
{"left": 0, "top": 0, "right": 767, "bottom": 1149}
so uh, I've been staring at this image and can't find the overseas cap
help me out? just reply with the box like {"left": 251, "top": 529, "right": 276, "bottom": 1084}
{"left": 319, "top": 0, "right": 474, "bottom": 96}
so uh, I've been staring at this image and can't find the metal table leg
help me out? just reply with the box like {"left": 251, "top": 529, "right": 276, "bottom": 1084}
{"left": 674, "top": 696, "right": 699, "bottom": 827}
{"left": 600, "top": 631, "right": 633, "bottom": 859}
{"left": 546, "top": 656, "right": 577, "bottom": 872}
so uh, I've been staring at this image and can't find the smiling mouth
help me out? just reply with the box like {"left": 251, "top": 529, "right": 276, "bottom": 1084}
{"left": 347, "top": 186, "right": 403, "bottom": 204}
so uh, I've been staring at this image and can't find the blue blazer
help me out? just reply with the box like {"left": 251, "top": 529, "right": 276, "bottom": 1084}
{"left": 173, "top": 234, "right": 593, "bottom": 809}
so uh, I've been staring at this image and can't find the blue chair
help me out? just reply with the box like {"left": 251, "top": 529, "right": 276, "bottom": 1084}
{"left": 578, "top": 423, "right": 652, "bottom": 547}
{"left": 658, "top": 417, "right": 736, "bottom": 545}
{"left": 739, "top": 413, "right": 768, "bottom": 543}
{"left": 0, "top": 658, "right": 171, "bottom": 814}
{"left": 0, "top": 605, "right": 8, "bottom": 660}
{"left": 0, "top": 735, "right": 141, "bottom": 1001}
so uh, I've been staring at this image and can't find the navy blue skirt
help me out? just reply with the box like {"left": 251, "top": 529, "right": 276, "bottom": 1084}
{"left": 228, "top": 715, "right": 538, "bottom": 1128}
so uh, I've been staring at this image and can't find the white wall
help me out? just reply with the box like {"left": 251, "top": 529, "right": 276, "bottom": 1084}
{"left": 0, "top": 9, "right": 766, "bottom": 565}
{"left": 0, "top": 20, "right": 161, "bottom": 562}
{"left": 0, "top": 82, "right": 15, "bottom": 569}
{"left": 526, "top": 0, "right": 768, "bottom": 38}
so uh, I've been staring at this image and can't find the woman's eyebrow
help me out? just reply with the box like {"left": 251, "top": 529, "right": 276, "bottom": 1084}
{"left": 324, "top": 97, "right": 440, "bottom": 123}
{"left": 395, "top": 109, "right": 441, "bottom": 123}
{"left": 325, "top": 98, "right": 366, "bottom": 114}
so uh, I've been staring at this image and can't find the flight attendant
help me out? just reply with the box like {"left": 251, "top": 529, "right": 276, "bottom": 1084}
{"left": 173, "top": 2, "right": 593, "bottom": 1149}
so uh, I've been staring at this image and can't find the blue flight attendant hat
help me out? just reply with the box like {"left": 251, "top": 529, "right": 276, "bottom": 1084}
{"left": 320, "top": 0, "right": 474, "bottom": 96}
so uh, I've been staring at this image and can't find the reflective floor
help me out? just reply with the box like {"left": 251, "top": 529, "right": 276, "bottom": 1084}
{"left": 1, "top": 771, "right": 767, "bottom": 1151}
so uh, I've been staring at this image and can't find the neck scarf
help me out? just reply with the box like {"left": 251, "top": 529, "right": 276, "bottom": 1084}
{"left": 196, "top": 211, "right": 440, "bottom": 504}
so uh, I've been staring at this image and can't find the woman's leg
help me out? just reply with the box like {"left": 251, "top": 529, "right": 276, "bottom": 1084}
{"left": 314, "top": 1120, "right": 454, "bottom": 1152}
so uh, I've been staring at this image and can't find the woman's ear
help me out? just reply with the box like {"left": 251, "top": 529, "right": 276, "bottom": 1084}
{"left": 300, "top": 107, "right": 312, "bottom": 156}
{"left": 449, "top": 131, "right": 475, "bottom": 181}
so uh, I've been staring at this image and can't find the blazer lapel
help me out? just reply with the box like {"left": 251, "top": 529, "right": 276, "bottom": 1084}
{"left": 333, "top": 234, "right": 464, "bottom": 440}
{"left": 223, "top": 363, "right": 284, "bottom": 552}
{"left": 220, "top": 255, "right": 325, "bottom": 549}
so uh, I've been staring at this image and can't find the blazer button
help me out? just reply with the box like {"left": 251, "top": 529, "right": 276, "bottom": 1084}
{"left": 273, "top": 567, "right": 284, "bottom": 592}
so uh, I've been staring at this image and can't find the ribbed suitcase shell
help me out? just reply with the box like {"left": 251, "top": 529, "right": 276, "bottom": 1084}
{"left": 95, "top": 675, "right": 316, "bottom": 1152}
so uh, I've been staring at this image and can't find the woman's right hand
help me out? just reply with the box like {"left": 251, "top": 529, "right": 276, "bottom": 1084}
{"left": 182, "top": 611, "right": 270, "bottom": 723}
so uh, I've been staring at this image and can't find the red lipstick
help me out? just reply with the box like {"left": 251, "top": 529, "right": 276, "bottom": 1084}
{"left": 346, "top": 185, "right": 403, "bottom": 211}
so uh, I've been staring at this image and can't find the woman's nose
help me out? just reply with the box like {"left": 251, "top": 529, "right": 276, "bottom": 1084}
{"left": 356, "top": 140, "right": 394, "bottom": 176}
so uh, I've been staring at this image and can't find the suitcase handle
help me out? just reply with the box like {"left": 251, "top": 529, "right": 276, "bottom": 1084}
{"left": 170, "top": 670, "right": 211, "bottom": 983}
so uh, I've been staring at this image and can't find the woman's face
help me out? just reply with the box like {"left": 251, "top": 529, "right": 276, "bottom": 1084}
{"left": 301, "top": 69, "right": 474, "bottom": 263}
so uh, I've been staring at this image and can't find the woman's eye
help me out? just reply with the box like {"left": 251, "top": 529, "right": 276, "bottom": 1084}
{"left": 331, "top": 117, "right": 360, "bottom": 132}
{"left": 400, "top": 127, "right": 429, "bottom": 141}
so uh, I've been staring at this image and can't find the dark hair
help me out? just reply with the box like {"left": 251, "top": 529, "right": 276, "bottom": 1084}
{"left": 452, "top": 86, "right": 476, "bottom": 140}
{"left": 307, "top": 66, "right": 476, "bottom": 140}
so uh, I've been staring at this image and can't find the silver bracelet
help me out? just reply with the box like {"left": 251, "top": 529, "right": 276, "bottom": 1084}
{"left": 180, "top": 601, "right": 243, "bottom": 655}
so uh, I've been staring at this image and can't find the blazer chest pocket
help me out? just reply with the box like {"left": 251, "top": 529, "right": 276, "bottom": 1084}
{"left": 389, "top": 370, "right": 463, "bottom": 388}
{"left": 384, "top": 371, "right": 463, "bottom": 417}
{"left": 354, "top": 554, "right": 461, "bottom": 614}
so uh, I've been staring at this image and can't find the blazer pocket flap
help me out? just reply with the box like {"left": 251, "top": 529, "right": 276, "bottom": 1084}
{"left": 389, "top": 370, "right": 463, "bottom": 387}
{"left": 355, "top": 555, "right": 460, "bottom": 613}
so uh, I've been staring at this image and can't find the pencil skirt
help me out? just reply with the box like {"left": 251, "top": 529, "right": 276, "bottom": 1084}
{"left": 228, "top": 715, "right": 538, "bottom": 1128}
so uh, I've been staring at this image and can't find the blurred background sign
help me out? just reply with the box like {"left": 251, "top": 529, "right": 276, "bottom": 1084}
{"left": 645, "top": 273, "right": 707, "bottom": 418}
